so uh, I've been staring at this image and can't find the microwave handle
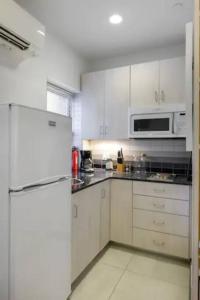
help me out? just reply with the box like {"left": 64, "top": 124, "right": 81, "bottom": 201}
{"left": 130, "top": 115, "right": 134, "bottom": 135}
{"left": 172, "top": 113, "right": 175, "bottom": 134}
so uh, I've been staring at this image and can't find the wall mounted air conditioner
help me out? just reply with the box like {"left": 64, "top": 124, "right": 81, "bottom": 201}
{"left": 0, "top": 0, "right": 45, "bottom": 61}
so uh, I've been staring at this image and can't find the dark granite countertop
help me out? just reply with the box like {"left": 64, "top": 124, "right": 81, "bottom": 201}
{"left": 72, "top": 169, "right": 192, "bottom": 194}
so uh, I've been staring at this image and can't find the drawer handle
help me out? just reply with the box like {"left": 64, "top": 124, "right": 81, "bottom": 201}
{"left": 153, "top": 188, "right": 165, "bottom": 193}
{"left": 153, "top": 202, "right": 165, "bottom": 209}
{"left": 153, "top": 239, "right": 165, "bottom": 247}
{"left": 153, "top": 220, "right": 165, "bottom": 226}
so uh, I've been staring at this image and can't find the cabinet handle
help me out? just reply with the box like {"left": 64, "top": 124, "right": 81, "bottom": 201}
{"left": 161, "top": 90, "right": 165, "bottom": 102}
{"left": 105, "top": 126, "right": 108, "bottom": 135}
{"left": 101, "top": 189, "right": 106, "bottom": 199}
{"left": 153, "top": 188, "right": 165, "bottom": 193}
{"left": 100, "top": 126, "right": 104, "bottom": 136}
{"left": 153, "top": 202, "right": 165, "bottom": 209}
{"left": 155, "top": 91, "right": 159, "bottom": 103}
{"left": 153, "top": 220, "right": 165, "bottom": 226}
{"left": 73, "top": 205, "right": 78, "bottom": 218}
{"left": 153, "top": 239, "right": 165, "bottom": 247}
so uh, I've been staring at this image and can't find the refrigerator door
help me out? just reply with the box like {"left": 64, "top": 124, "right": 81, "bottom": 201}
{"left": 0, "top": 104, "right": 10, "bottom": 300}
{"left": 10, "top": 179, "right": 71, "bottom": 300}
{"left": 10, "top": 104, "right": 72, "bottom": 189}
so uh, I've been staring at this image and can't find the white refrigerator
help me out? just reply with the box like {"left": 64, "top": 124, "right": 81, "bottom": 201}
{"left": 0, "top": 104, "right": 72, "bottom": 300}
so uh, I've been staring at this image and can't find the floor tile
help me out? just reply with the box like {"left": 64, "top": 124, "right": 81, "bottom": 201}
{"left": 110, "top": 271, "right": 189, "bottom": 300}
{"left": 100, "top": 246, "right": 133, "bottom": 270}
{"left": 155, "top": 258, "right": 190, "bottom": 287}
{"left": 156, "top": 279, "right": 189, "bottom": 300}
{"left": 127, "top": 252, "right": 158, "bottom": 278}
{"left": 70, "top": 262, "right": 124, "bottom": 300}
{"left": 71, "top": 246, "right": 190, "bottom": 300}
{"left": 109, "top": 271, "right": 159, "bottom": 300}
{"left": 127, "top": 252, "right": 190, "bottom": 287}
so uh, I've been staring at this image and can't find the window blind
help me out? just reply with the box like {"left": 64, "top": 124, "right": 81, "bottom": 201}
{"left": 47, "top": 82, "right": 73, "bottom": 117}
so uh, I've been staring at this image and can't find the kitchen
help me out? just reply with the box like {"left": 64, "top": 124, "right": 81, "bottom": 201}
{"left": 0, "top": 0, "right": 198, "bottom": 300}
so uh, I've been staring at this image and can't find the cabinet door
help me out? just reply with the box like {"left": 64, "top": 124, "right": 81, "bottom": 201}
{"left": 131, "top": 61, "right": 159, "bottom": 107}
{"left": 159, "top": 57, "right": 185, "bottom": 104}
{"left": 88, "top": 185, "right": 101, "bottom": 261}
{"left": 110, "top": 180, "right": 132, "bottom": 245}
{"left": 100, "top": 181, "right": 110, "bottom": 250}
{"left": 71, "top": 191, "right": 90, "bottom": 282}
{"left": 81, "top": 71, "right": 105, "bottom": 140}
{"left": 104, "top": 66, "right": 130, "bottom": 139}
{"left": 71, "top": 185, "right": 101, "bottom": 282}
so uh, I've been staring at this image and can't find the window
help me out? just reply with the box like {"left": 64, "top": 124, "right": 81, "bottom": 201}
{"left": 47, "top": 82, "right": 73, "bottom": 117}
{"left": 47, "top": 82, "right": 82, "bottom": 147}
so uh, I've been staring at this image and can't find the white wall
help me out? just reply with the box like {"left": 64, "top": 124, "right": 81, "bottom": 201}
{"left": 0, "top": 51, "right": 47, "bottom": 109}
{"left": 45, "top": 34, "right": 88, "bottom": 93}
{"left": 88, "top": 43, "right": 185, "bottom": 71}
{"left": 0, "top": 33, "right": 88, "bottom": 109}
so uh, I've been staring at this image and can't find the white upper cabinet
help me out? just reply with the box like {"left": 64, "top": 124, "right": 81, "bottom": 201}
{"left": 159, "top": 57, "right": 185, "bottom": 105}
{"left": 131, "top": 61, "right": 159, "bottom": 107}
{"left": 81, "top": 67, "right": 130, "bottom": 140}
{"left": 105, "top": 66, "right": 130, "bottom": 139}
{"left": 81, "top": 71, "right": 105, "bottom": 140}
{"left": 130, "top": 57, "right": 185, "bottom": 107}
{"left": 81, "top": 56, "right": 185, "bottom": 140}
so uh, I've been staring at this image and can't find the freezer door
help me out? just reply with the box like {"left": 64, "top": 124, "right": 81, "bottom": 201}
{"left": 10, "top": 105, "right": 72, "bottom": 188}
{"left": 10, "top": 179, "right": 71, "bottom": 300}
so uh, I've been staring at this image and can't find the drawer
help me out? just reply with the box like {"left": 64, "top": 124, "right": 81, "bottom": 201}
{"left": 133, "top": 195, "right": 189, "bottom": 216}
{"left": 133, "top": 181, "right": 189, "bottom": 201}
{"left": 133, "top": 228, "right": 189, "bottom": 259}
{"left": 133, "top": 209, "right": 189, "bottom": 237}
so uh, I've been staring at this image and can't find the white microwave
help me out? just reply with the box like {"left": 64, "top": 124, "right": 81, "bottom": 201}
{"left": 129, "top": 111, "right": 186, "bottom": 138}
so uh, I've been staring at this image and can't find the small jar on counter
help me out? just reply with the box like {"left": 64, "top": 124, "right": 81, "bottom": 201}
{"left": 105, "top": 158, "right": 114, "bottom": 170}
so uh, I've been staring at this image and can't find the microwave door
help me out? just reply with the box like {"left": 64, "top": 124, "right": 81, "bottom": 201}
{"left": 131, "top": 113, "right": 173, "bottom": 138}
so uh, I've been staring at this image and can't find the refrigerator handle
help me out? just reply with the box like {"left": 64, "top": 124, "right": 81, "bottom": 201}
{"left": 10, "top": 175, "right": 71, "bottom": 193}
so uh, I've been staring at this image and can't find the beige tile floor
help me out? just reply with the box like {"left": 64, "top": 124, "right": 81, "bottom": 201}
{"left": 70, "top": 246, "right": 190, "bottom": 300}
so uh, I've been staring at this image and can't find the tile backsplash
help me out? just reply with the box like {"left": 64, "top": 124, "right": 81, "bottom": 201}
{"left": 83, "top": 139, "right": 189, "bottom": 161}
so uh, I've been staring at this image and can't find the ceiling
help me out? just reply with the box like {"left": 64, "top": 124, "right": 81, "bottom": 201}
{"left": 15, "top": 0, "right": 193, "bottom": 60}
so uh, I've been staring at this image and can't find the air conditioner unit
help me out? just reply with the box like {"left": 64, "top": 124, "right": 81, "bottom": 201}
{"left": 0, "top": 0, "right": 45, "bottom": 60}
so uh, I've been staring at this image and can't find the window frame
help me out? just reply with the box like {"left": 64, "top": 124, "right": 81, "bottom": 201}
{"left": 47, "top": 82, "right": 74, "bottom": 117}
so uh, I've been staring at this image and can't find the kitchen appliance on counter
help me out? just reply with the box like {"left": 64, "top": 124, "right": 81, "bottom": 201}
{"left": 117, "top": 148, "right": 125, "bottom": 172}
{"left": 129, "top": 105, "right": 186, "bottom": 138}
{"left": 80, "top": 150, "right": 94, "bottom": 173}
{"left": 72, "top": 147, "right": 79, "bottom": 171}
{"left": 0, "top": 104, "right": 72, "bottom": 300}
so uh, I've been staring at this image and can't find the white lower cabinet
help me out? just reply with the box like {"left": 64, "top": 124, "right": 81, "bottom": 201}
{"left": 134, "top": 194, "right": 189, "bottom": 216}
{"left": 133, "top": 181, "right": 189, "bottom": 201}
{"left": 71, "top": 180, "right": 190, "bottom": 282}
{"left": 100, "top": 181, "right": 110, "bottom": 250}
{"left": 110, "top": 180, "right": 133, "bottom": 246}
{"left": 71, "top": 185, "right": 100, "bottom": 282}
{"left": 133, "top": 228, "right": 189, "bottom": 258}
{"left": 71, "top": 181, "right": 110, "bottom": 282}
{"left": 133, "top": 209, "right": 189, "bottom": 237}
{"left": 132, "top": 182, "right": 190, "bottom": 259}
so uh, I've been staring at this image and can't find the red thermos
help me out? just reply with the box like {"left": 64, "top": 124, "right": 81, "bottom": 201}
{"left": 72, "top": 147, "right": 79, "bottom": 171}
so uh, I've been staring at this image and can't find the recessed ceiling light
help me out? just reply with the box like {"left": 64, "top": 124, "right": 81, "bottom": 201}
{"left": 109, "top": 14, "right": 123, "bottom": 25}
{"left": 172, "top": 2, "right": 183, "bottom": 8}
